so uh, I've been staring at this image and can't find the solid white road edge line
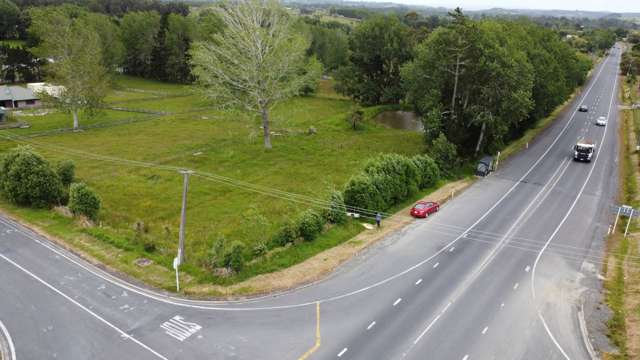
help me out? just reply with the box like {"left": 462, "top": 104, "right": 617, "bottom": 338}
{"left": 530, "top": 51, "right": 619, "bottom": 360}
{"left": 0, "top": 320, "right": 16, "bottom": 360}
{"left": 0, "top": 253, "right": 168, "bottom": 360}
{"left": 408, "top": 134, "right": 571, "bottom": 349}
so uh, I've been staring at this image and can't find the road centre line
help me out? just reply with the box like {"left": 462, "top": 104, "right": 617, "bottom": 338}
{"left": 0, "top": 253, "right": 168, "bottom": 360}
{"left": 298, "top": 302, "right": 321, "bottom": 360}
{"left": 409, "top": 147, "right": 571, "bottom": 348}
{"left": 530, "top": 51, "right": 620, "bottom": 360}
{"left": 0, "top": 53, "right": 612, "bottom": 313}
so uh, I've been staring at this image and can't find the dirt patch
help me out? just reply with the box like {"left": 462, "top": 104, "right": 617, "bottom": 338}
{"left": 184, "top": 178, "right": 474, "bottom": 298}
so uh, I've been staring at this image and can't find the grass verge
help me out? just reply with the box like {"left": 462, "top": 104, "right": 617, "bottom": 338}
{"left": 603, "top": 75, "right": 639, "bottom": 360}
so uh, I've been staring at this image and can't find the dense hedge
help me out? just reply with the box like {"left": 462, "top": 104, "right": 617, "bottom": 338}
{"left": 344, "top": 153, "right": 440, "bottom": 215}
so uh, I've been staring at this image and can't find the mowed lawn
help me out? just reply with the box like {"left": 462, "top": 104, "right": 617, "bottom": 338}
{"left": 0, "top": 76, "right": 423, "bottom": 289}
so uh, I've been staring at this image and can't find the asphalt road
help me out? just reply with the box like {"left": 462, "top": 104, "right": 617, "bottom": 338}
{"left": 0, "top": 46, "right": 621, "bottom": 360}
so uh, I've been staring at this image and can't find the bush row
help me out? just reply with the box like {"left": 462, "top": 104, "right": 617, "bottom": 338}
{"left": 0, "top": 146, "right": 101, "bottom": 220}
{"left": 343, "top": 153, "right": 440, "bottom": 214}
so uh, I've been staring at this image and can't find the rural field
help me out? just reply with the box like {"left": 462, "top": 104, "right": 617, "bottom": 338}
{"left": 0, "top": 76, "right": 424, "bottom": 291}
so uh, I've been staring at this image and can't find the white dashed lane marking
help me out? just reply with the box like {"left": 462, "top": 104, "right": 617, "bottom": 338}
{"left": 367, "top": 321, "right": 376, "bottom": 330}
{"left": 415, "top": 279, "right": 422, "bottom": 286}
{"left": 393, "top": 298, "right": 402, "bottom": 307}
{"left": 338, "top": 348, "right": 348, "bottom": 357}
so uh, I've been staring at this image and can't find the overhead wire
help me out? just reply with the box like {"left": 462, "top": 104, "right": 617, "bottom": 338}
{"left": 0, "top": 132, "right": 633, "bottom": 268}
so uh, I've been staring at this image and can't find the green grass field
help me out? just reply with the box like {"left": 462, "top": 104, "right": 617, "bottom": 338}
{"left": 0, "top": 77, "right": 423, "bottom": 290}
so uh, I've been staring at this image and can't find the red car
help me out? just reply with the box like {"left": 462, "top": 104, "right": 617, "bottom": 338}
{"left": 410, "top": 201, "right": 440, "bottom": 218}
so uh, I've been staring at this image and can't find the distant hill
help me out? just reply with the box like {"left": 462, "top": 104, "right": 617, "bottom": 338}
{"left": 283, "top": 0, "right": 640, "bottom": 21}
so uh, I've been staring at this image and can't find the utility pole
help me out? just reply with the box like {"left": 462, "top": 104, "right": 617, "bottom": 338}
{"left": 177, "top": 169, "right": 194, "bottom": 265}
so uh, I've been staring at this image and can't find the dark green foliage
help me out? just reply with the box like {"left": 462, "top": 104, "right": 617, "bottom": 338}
{"left": 343, "top": 173, "right": 383, "bottom": 214}
{"left": 223, "top": 241, "right": 245, "bottom": 272}
{"left": 403, "top": 12, "right": 591, "bottom": 157}
{"left": 412, "top": 154, "right": 440, "bottom": 189}
{"left": 208, "top": 234, "right": 226, "bottom": 268}
{"left": 297, "top": 209, "right": 324, "bottom": 241}
{"left": 343, "top": 153, "right": 438, "bottom": 214}
{"left": 0, "top": 146, "right": 64, "bottom": 208}
{"left": 0, "top": 0, "right": 20, "bottom": 39}
{"left": 0, "top": 45, "right": 43, "bottom": 83}
{"left": 428, "top": 133, "right": 458, "bottom": 178}
{"left": 335, "top": 15, "right": 412, "bottom": 105}
{"left": 120, "top": 11, "right": 161, "bottom": 77}
{"left": 326, "top": 190, "right": 347, "bottom": 224}
{"left": 69, "top": 182, "right": 101, "bottom": 220}
{"left": 56, "top": 160, "right": 75, "bottom": 187}
{"left": 304, "top": 18, "right": 349, "bottom": 72}
{"left": 271, "top": 219, "right": 299, "bottom": 247}
{"left": 363, "top": 153, "right": 420, "bottom": 206}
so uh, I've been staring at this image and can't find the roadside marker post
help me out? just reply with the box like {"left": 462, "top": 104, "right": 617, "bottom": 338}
{"left": 173, "top": 257, "right": 180, "bottom": 292}
{"left": 625, "top": 209, "right": 634, "bottom": 238}
{"left": 613, "top": 206, "right": 622, "bottom": 233}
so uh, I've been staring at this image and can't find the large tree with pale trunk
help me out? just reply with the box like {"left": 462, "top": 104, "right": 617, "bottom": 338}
{"left": 190, "top": 0, "right": 320, "bottom": 149}
{"left": 29, "top": 6, "right": 109, "bottom": 131}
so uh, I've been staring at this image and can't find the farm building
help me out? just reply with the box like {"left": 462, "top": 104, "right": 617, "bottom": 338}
{"left": 0, "top": 85, "right": 41, "bottom": 109}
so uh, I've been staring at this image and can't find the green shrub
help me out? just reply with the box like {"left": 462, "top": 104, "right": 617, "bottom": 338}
{"left": 297, "top": 209, "right": 324, "bottom": 241}
{"left": 208, "top": 234, "right": 227, "bottom": 268}
{"left": 429, "top": 133, "right": 458, "bottom": 177}
{"left": 271, "top": 219, "right": 299, "bottom": 247}
{"left": 223, "top": 241, "right": 245, "bottom": 272}
{"left": 252, "top": 242, "right": 268, "bottom": 256}
{"left": 0, "top": 145, "right": 64, "bottom": 207}
{"left": 343, "top": 173, "right": 383, "bottom": 214}
{"left": 364, "top": 153, "right": 420, "bottom": 205}
{"left": 68, "top": 182, "right": 101, "bottom": 221}
{"left": 326, "top": 190, "right": 347, "bottom": 224}
{"left": 412, "top": 154, "right": 440, "bottom": 189}
{"left": 56, "top": 160, "right": 75, "bottom": 187}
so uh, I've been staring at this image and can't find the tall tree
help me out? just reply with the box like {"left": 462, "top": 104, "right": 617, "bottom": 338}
{"left": 29, "top": 8, "right": 109, "bottom": 130}
{"left": 402, "top": 13, "right": 536, "bottom": 155}
{"left": 0, "top": 0, "right": 21, "bottom": 39}
{"left": 120, "top": 11, "right": 161, "bottom": 77}
{"left": 335, "top": 15, "right": 412, "bottom": 105}
{"left": 84, "top": 12, "right": 124, "bottom": 72}
{"left": 163, "top": 13, "right": 194, "bottom": 83}
{"left": 190, "top": 0, "right": 320, "bottom": 149}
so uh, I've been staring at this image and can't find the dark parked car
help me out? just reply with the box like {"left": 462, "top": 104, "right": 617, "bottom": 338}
{"left": 578, "top": 105, "right": 588, "bottom": 112}
{"left": 475, "top": 155, "right": 494, "bottom": 177}
{"left": 410, "top": 201, "right": 440, "bottom": 218}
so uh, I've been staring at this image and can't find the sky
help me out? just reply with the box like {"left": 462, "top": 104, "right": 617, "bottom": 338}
{"left": 361, "top": 0, "right": 640, "bottom": 13}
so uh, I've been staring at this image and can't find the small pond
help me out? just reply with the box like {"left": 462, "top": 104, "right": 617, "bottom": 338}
{"left": 373, "top": 111, "right": 423, "bottom": 132}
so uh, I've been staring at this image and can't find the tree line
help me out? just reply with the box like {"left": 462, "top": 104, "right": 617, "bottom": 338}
{"left": 335, "top": 9, "right": 595, "bottom": 158}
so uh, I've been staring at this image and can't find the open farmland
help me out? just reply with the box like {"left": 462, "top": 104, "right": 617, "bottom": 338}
{"left": 0, "top": 76, "right": 423, "bottom": 290}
